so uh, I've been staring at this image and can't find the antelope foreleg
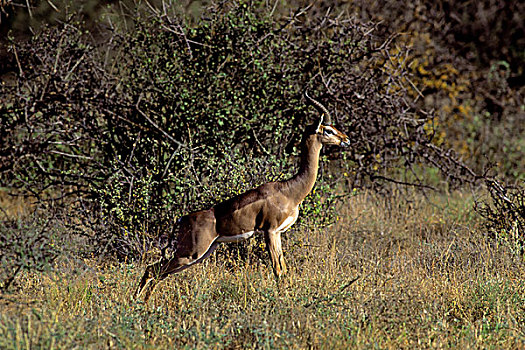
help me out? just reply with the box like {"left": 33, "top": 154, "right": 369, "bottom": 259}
{"left": 265, "top": 231, "right": 287, "bottom": 277}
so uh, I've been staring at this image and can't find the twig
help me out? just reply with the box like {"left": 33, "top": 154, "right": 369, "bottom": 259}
{"left": 252, "top": 129, "right": 271, "bottom": 155}
{"left": 11, "top": 45, "right": 24, "bottom": 77}
{"left": 135, "top": 94, "right": 186, "bottom": 150}
{"left": 304, "top": 276, "right": 360, "bottom": 308}
{"left": 46, "top": 0, "right": 59, "bottom": 12}
{"left": 371, "top": 174, "right": 437, "bottom": 191}
{"left": 49, "top": 150, "right": 93, "bottom": 160}
{"left": 25, "top": 0, "right": 32, "bottom": 18}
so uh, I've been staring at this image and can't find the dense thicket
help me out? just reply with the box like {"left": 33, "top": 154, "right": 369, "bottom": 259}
{"left": 349, "top": 0, "right": 524, "bottom": 178}
{"left": 0, "top": 1, "right": 523, "bottom": 284}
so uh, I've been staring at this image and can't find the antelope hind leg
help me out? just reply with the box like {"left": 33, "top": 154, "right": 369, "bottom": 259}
{"left": 135, "top": 210, "right": 220, "bottom": 302}
{"left": 134, "top": 258, "right": 185, "bottom": 302}
{"left": 134, "top": 259, "right": 166, "bottom": 301}
{"left": 134, "top": 241, "right": 221, "bottom": 302}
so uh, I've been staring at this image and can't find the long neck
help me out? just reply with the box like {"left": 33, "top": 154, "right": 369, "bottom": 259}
{"left": 284, "top": 134, "right": 322, "bottom": 205}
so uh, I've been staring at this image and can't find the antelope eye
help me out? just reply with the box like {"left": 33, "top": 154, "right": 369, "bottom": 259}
{"left": 324, "top": 128, "right": 335, "bottom": 136}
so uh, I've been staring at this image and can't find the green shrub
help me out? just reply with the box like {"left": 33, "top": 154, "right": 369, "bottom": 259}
{"left": 0, "top": 209, "right": 61, "bottom": 292}
{"left": 475, "top": 179, "right": 525, "bottom": 256}
{"left": 1, "top": 1, "right": 472, "bottom": 260}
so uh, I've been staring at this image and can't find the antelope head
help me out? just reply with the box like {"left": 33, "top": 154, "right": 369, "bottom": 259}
{"left": 305, "top": 92, "right": 350, "bottom": 147}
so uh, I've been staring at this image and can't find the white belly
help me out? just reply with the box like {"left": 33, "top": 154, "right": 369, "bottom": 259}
{"left": 217, "top": 231, "right": 255, "bottom": 243}
{"left": 217, "top": 207, "right": 299, "bottom": 242}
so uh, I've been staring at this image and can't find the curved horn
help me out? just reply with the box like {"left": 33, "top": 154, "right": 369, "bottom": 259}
{"left": 304, "top": 91, "right": 332, "bottom": 125}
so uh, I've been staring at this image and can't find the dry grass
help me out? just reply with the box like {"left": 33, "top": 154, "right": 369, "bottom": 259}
{"left": 1, "top": 190, "right": 524, "bottom": 349}
{"left": 0, "top": 191, "right": 33, "bottom": 218}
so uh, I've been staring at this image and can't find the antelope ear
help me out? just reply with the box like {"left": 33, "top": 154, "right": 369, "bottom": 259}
{"left": 316, "top": 114, "right": 324, "bottom": 133}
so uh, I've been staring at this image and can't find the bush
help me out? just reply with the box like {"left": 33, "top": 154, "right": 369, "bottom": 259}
{"left": 347, "top": 0, "right": 524, "bottom": 179}
{"left": 475, "top": 179, "right": 525, "bottom": 255}
{"left": 0, "top": 208, "right": 61, "bottom": 292}
{"left": 0, "top": 1, "right": 478, "bottom": 261}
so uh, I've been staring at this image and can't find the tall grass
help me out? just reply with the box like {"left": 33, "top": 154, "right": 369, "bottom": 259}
{"left": 1, "top": 190, "right": 524, "bottom": 349}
